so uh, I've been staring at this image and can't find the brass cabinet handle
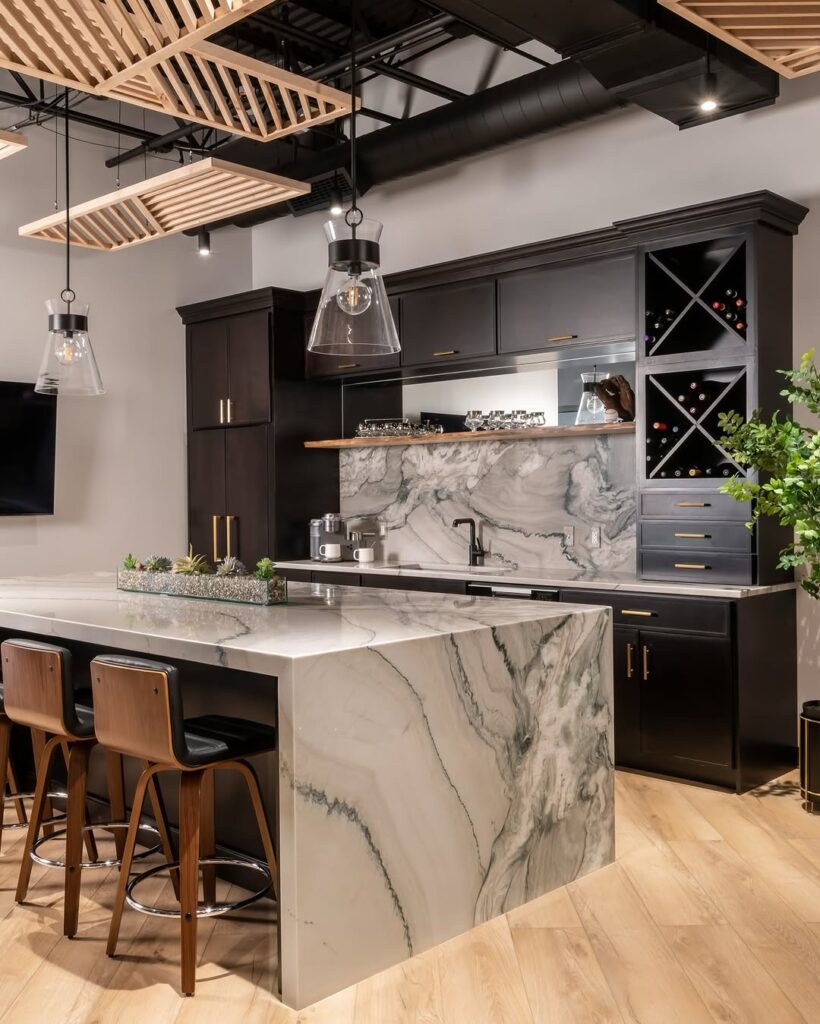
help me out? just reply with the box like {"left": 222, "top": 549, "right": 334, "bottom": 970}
{"left": 433, "top": 350, "right": 458, "bottom": 357}
{"left": 547, "top": 334, "right": 579, "bottom": 342}
{"left": 337, "top": 362, "right": 360, "bottom": 369}
{"left": 212, "top": 515, "right": 223, "bottom": 563}
{"left": 675, "top": 532, "right": 708, "bottom": 539}
{"left": 675, "top": 502, "right": 710, "bottom": 508}
{"left": 622, "top": 609, "right": 654, "bottom": 617}
{"left": 642, "top": 645, "right": 650, "bottom": 681}
{"left": 226, "top": 398, "right": 233, "bottom": 424}
{"left": 226, "top": 515, "right": 236, "bottom": 558}
{"left": 219, "top": 399, "right": 225, "bottom": 425}
{"left": 626, "top": 643, "right": 635, "bottom": 679}
{"left": 674, "top": 563, "right": 708, "bottom": 570}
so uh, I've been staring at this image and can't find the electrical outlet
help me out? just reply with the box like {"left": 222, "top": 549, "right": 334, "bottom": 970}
{"left": 590, "top": 526, "right": 601, "bottom": 548}
{"left": 563, "top": 526, "right": 575, "bottom": 546}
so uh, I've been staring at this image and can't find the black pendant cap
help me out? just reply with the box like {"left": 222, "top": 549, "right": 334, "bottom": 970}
{"left": 48, "top": 312, "right": 88, "bottom": 334}
{"left": 328, "top": 238, "right": 380, "bottom": 270}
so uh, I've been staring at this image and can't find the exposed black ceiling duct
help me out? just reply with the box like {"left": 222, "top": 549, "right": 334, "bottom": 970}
{"left": 209, "top": 57, "right": 621, "bottom": 229}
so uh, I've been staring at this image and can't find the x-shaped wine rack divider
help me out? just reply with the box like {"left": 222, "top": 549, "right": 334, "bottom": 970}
{"left": 646, "top": 237, "right": 747, "bottom": 357}
{"left": 647, "top": 367, "right": 747, "bottom": 479}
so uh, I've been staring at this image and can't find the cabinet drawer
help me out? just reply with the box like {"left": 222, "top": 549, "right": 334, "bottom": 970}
{"left": 561, "top": 589, "right": 730, "bottom": 636}
{"left": 281, "top": 567, "right": 311, "bottom": 582}
{"left": 640, "top": 549, "right": 753, "bottom": 586}
{"left": 360, "top": 574, "right": 467, "bottom": 594}
{"left": 641, "top": 491, "right": 751, "bottom": 521}
{"left": 310, "top": 570, "right": 361, "bottom": 586}
{"left": 400, "top": 280, "right": 496, "bottom": 366}
{"left": 641, "top": 520, "right": 753, "bottom": 553}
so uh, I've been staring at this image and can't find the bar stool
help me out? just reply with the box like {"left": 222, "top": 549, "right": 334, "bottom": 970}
{"left": 0, "top": 639, "right": 175, "bottom": 937}
{"left": 91, "top": 655, "right": 278, "bottom": 997}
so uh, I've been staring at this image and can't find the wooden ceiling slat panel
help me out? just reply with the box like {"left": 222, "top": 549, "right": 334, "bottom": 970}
{"left": 0, "top": 128, "right": 27, "bottom": 161}
{"left": 19, "top": 159, "right": 310, "bottom": 252}
{"left": 662, "top": 0, "right": 820, "bottom": 76}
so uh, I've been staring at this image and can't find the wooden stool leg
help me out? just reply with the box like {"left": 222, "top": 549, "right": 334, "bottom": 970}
{"left": 64, "top": 740, "right": 94, "bottom": 937}
{"left": 0, "top": 720, "right": 12, "bottom": 854}
{"left": 221, "top": 760, "right": 278, "bottom": 900}
{"left": 16, "top": 735, "right": 62, "bottom": 903}
{"left": 61, "top": 740, "right": 97, "bottom": 865}
{"left": 7, "top": 758, "right": 27, "bottom": 826}
{"left": 143, "top": 764, "right": 180, "bottom": 900}
{"left": 105, "top": 751, "right": 126, "bottom": 861}
{"left": 179, "top": 770, "right": 204, "bottom": 997}
{"left": 200, "top": 769, "right": 216, "bottom": 906}
{"left": 107, "top": 764, "right": 155, "bottom": 957}
{"left": 30, "top": 730, "right": 56, "bottom": 837}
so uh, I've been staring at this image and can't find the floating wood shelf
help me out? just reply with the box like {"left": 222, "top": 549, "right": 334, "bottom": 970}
{"left": 0, "top": 0, "right": 353, "bottom": 142}
{"left": 660, "top": 0, "right": 820, "bottom": 78}
{"left": 19, "top": 157, "right": 309, "bottom": 251}
{"left": 0, "top": 128, "right": 26, "bottom": 161}
{"left": 304, "top": 422, "right": 636, "bottom": 449}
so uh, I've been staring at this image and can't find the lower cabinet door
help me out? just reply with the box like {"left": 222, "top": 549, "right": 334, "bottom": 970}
{"left": 638, "top": 630, "right": 734, "bottom": 773}
{"left": 613, "top": 626, "right": 641, "bottom": 767}
{"left": 225, "top": 425, "right": 269, "bottom": 567}
{"left": 188, "top": 428, "right": 226, "bottom": 563}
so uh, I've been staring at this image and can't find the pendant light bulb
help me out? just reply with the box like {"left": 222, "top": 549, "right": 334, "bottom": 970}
{"left": 336, "top": 273, "right": 372, "bottom": 315}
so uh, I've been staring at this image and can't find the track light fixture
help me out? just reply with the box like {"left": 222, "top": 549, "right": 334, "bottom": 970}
{"left": 700, "top": 47, "right": 719, "bottom": 113}
{"left": 197, "top": 228, "right": 211, "bottom": 256}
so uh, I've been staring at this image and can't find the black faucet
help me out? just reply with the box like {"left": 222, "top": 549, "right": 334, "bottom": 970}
{"left": 452, "top": 517, "right": 485, "bottom": 567}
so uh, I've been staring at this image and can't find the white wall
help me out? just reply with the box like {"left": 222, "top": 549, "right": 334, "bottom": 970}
{"left": 0, "top": 123, "right": 252, "bottom": 575}
{"left": 252, "top": 71, "right": 820, "bottom": 705}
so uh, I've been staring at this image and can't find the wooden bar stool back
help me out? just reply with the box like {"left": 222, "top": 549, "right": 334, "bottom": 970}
{"left": 91, "top": 655, "right": 278, "bottom": 997}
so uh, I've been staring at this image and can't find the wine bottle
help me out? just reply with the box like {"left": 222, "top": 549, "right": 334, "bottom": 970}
{"left": 671, "top": 425, "right": 680, "bottom": 434}
{"left": 677, "top": 393, "right": 687, "bottom": 404}
{"left": 736, "top": 321, "right": 746, "bottom": 331}
{"left": 644, "top": 333, "right": 656, "bottom": 344}
{"left": 725, "top": 288, "right": 739, "bottom": 299}
{"left": 688, "top": 405, "right": 700, "bottom": 416}
{"left": 673, "top": 469, "right": 683, "bottom": 478}
{"left": 660, "top": 437, "right": 669, "bottom": 446}
{"left": 704, "top": 467, "right": 713, "bottom": 476}
{"left": 689, "top": 381, "right": 700, "bottom": 390}
{"left": 658, "top": 470, "right": 667, "bottom": 478}
{"left": 735, "top": 297, "right": 747, "bottom": 309}
{"left": 711, "top": 301, "right": 726, "bottom": 312}
{"left": 688, "top": 467, "right": 703, "bottom": 478}
{"left": 663, "top": 308, "right": 676, "bottom": 320}
{"left": 724, "top": 311, "right": 739, "bottom": 323}
{"left": 646, "top": 455, "right": 653, "bottom": 463}
{"left": 645, "top": 309, "right": 655, "bottom": 319}
{"left": 653, "top": 421, "right": 668, "bottom": 431}
{"left": 697, "top": 391, "right": 708, "bottom": 402}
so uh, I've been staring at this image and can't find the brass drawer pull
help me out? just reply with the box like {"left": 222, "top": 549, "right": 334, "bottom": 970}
{"left": 675, "top": 532, "right": 708, "bottom": 539}
{"left": 547, "top": 334, "right": 578, "bottom": 342}
{"left": 433, "top": 349, "right": 458, "bottom": 357}
{"left": 212, "top": 515, "right": 223, "bottom": 563}
{"left": 642, "top": 645, "right": 650, "bottom": 681}
{"left": 226, "top": 398, "right": 233, "bottom": 424}
{"left": 226, "top": 515, "right": 236, "bottom": 558}
{"left": 675, "top": 502, "right": 710, "bottom": 508}
{"left": 622, "top": 609, "right": 654, "bottom": 617}
{"left": 674, "top": 563, "right": 708, "bottom": 570}
{"left": 219, "top": 399, "right": 225, "bottom": 425}
{"left": 337, "top": 362, "right": 360, "bottom": 369}
{"left": 626, "top": 643, "right": 635, "bottom": 679}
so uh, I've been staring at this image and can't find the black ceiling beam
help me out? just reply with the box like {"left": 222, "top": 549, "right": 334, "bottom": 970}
{"left": 0, "top": 88, "right": 157, "bottom": 141}
{"left": 105, "top": 120, "right": 207, "bottom": 167}
{"left": 312, "top": 13, "right": 457, "bottom": 78}
{"left": 368, "top": 59, "right": 464, "bottom": 100}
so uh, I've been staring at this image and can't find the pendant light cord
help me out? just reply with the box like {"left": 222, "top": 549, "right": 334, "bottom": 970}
{"left": 346, "top": 0, "right": 361, "bottom": 242}
{"left": 62, "top": 88, "right": 73, "bottom": 311}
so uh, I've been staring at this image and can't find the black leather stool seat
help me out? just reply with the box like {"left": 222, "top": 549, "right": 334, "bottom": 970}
{"left": 180, "top": 716, "right": 277, "bottom": 768}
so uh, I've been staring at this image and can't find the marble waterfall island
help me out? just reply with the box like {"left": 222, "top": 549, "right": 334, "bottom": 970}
{"left": 0, "top": 574, "right": 614, "bottom": 1009}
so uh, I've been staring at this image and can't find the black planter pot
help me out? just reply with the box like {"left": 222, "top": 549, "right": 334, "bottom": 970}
{"left": 799, "top": 700, "right": 820, "bottom": 812}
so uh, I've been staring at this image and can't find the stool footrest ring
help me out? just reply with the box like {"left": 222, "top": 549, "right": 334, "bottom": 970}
{"left": 126, "top": 856, "right": 273, "bottom": 918}
{"left": 31, "top": 821, "right": 162, "bottom": 870}
{"left": 2, "top": 789, "right": 68, "bottom": 832}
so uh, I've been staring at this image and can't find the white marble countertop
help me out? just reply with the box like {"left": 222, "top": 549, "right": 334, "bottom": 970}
{"left": 0, "top": 572, "right": 607, "bottom": 675}
{"left": 275, "top": 559, "right": 795, "bottom": 600}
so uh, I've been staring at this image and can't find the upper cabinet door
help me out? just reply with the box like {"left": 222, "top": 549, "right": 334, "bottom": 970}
{"left": 189, "top": 319, "right": 229, "bottom": 430}
{"left": 400, "top": 280, "right": 496, "bottom": 367}
{"left": 497, "top": 254, "right": 637, "bottom": 353}
{"left": 227, "top": 310, "right": 271, "bottom": 426}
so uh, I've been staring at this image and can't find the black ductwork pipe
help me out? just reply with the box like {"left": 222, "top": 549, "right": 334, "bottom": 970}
{"left": 211, "top": 57, "right": 621, "bottom": 230}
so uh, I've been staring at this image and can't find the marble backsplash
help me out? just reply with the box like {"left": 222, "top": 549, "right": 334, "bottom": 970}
{"left": 340, "top": 434, "right": 637, "bottom": 573}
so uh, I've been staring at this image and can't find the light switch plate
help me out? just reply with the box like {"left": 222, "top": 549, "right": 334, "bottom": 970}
{"left": 590, "top": 526, "right": 601, "bottom": 548}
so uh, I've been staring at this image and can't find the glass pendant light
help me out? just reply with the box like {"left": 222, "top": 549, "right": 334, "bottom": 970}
{"left": 35, "top": 90, "right": 104, "bottom": 397}
{"left": 307, "top": 0, "right": 400, "bottom": 358}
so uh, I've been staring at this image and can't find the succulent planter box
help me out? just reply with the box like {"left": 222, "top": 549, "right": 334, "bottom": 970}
{"left": 117, "top": 570, "right": 288, "bottom": 606}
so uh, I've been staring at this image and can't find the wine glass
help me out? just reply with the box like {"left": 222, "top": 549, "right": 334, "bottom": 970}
{"left": 465, "top": 410, "right": 484, "bottom": 432}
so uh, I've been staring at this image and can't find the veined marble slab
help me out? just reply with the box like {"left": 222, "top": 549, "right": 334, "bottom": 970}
{"left": 0, "top": 574, "right": 614, "bottom": 1008}
{"left": 340, "top": 433, "right": 636, "bottom": 573}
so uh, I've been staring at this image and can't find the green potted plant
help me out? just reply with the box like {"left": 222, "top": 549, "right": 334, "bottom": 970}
{"left": 719, "top": 349, "right": 820, "bottom": 596}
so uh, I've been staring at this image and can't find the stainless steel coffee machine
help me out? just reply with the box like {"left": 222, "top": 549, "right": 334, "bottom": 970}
{"left": 310, "top": 513, "right": 354, "bottom": 561}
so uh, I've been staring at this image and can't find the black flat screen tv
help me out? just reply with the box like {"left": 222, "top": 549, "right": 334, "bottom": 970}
{"left": 0, "top": 382, "right": 57, "bottom": 516}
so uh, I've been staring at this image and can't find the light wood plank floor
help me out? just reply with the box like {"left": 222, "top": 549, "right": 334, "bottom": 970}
{"left": 0, "top": 770, "right": 816, "bottom": 1023}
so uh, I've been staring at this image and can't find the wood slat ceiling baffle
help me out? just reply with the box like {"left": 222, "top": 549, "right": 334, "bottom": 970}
{"left": 0, "top": 1, "right": 354, "bottom": 141}
{"left": 106, "top": 43, "right": 356, "bottom": 142}
{"left": 0, "top": 128, "right": 27, "bottom": 160}
{"left": 660, "top": 1, "right": 820, "bottom": 78}
{"left": 18, "top": 157, "right": 310, "bottom": 251}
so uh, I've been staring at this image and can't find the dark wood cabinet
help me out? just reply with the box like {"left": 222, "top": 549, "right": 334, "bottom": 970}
{"left": 497, "top": 254, "right": 636, "bottom": 354}
{"left": 400, "top": 280, "right": 496, "bottom": 367}
{"left": 180, "top": 289, "right": 341, "bottom": 564}
{"left": 188, "top": 310, "right": 270, "bottom": 429}
{"left": 306, "top": 298, "right": 401, "bottom": 379}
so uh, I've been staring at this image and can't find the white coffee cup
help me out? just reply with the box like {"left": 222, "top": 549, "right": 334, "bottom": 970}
{"left": 354, "top": 547, "right": 375, "bottom": 563}
{"left": 319, "top": 543, "right": 342, "bottom": 561}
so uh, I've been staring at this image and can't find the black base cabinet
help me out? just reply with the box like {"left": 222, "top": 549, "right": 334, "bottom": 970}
{"left": 563, "top": 588, "right": 797, "bottom": 793}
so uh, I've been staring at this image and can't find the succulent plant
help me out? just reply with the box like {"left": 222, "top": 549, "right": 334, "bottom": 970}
{"left": 122, "top": 553, "right": 138, "bottom": 570}
{"left": 144, "top": 555, "right": 172, "bottom": 573}
{"left": 253, "top": 557, "right": 278, "bottom": 581}
{"left": 216, "top": 556, "right": 247, "bottom": 577}
{"left": 172, "top": 547, "right": 214, "bottom": 575}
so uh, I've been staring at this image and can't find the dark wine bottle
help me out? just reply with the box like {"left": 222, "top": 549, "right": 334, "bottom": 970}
{"left": 644, "top": 333, "right": 656, "bottom": 344}
{"left": 704, "top": 467, "right": 713, "bottom": 476}
{"left": 688, "top": 405, "right": 700, "bottom": 416}
{"left": 736, "top": 321, "right": 746, "bottom": 331}
{"left": 711, "top": 301, "right": 726, "bottom": 312}
{"left": 689, "top": 381, "right": 700, "bottom": 390}
{"left": 677, "top": 393, "right": 687, "bottom": 403}
{"left": 725, "top": 288, "right": 739, "bottom": 299}
{"left": 697, "top": 391, "right": 708, "bottom": 402}
{"left": 673, "top": 469, "right": 683, "bottom": 478}
{"left": 663, "top": 308, "right": 676, "bottom": 320}
{"left": 658, "top": 471, "right": 667, "bottom": 478}
{"left": 653, "top": 421, "right": 668, "bottom": 431}
{"left": 671, "top": 425, "right": 680, "bottom": 434}
{"left": 660, "top": 437, "right": 669, "bottom": 446}
{"left": 724, "top": 311, "right": 739, "bottom": 323}
{"left": 688, "top": 467, "right": 703, "bottom": 478}
{"left": 735, "top": 297, "right": 747, "bottom": 309}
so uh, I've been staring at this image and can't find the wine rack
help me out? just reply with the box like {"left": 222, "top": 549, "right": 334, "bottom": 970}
{"left": 636, "top": 201, "right": 804, "bottom": 586}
